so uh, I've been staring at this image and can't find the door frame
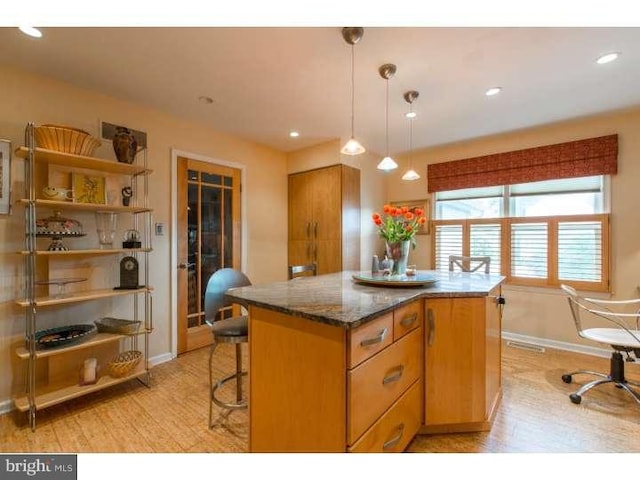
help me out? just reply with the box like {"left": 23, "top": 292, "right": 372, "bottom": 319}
{"left": 170, "top": 148, "right": 247, "bottom": 358}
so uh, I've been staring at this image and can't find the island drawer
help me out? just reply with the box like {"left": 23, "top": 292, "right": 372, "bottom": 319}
{"left": 348, "top": 312, "right": 393, "bottom": 368}
{"left": 347, "top": 327, "right": 422, "bottom": 444}
{"left": 393, "top": 300, "right": 423, "bottom": 341}
{"left": 348, "top": 379, "right": 422, "bottom": 453}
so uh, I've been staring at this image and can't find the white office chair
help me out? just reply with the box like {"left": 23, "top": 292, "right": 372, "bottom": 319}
{"left": 560, "top": 284, "right": 640, "bottom": 405}
{"left": 448, "top": 255, "right": 491, "bottom": 274}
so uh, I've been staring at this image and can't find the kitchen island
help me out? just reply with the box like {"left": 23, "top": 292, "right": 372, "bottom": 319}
{"left": 226, "top": 270, "right": 505, "bottom": 453}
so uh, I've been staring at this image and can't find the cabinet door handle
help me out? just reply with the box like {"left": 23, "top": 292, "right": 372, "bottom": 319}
{"left": 427, "top": 308, "right": 435, "bottom": 346}
{"left": 399, "top": 312, "right": 418, "bottom": 328}
{"left": 360, "top": 327, "right": 388, "bottom": 347}
{"left": 382, "top": 365, "right": 404, "bottom": 385}
{"left": 306, "top": 222, "right": 311, "bottom": 239}
{"left": 313, "top": 222, "right": 318, "bottom": 239}
{"left": 382, "top": 423, "right": 405, "bottom": 450}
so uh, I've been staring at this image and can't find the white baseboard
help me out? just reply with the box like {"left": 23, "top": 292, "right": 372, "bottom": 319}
{"left": 0, "top": 351, "right": 175, "bottom": 416}
{"left": 502, "top": 331, "right": 611, "bottom": 359}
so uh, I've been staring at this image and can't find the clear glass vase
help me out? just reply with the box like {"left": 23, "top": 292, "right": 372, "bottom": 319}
{"left": 95, "top": 212, "right": 118, "bottom": 249}
{"left": 385, "top": 240, "right": 411, "bottom": 276}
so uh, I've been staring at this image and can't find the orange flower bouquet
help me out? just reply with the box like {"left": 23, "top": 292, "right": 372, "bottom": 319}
{"left": 372, "top": 204, "right": 427, "bottom": 276}
{"left": 372, "top": 204, "right": 427, "bottom": 249}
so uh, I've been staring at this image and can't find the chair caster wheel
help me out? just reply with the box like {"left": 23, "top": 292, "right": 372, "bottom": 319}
{"left": 561, "top": 374, "right": 572, "bottom": 384}
{"left": 570, "top": 393, "right": 582, "bottom": 404}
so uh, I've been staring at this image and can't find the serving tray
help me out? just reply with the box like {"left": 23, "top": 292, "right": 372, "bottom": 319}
{"left": 34, "top": 324, "right": 96, "bottom": 349}
{"left": 352, "top": 272, "right": 438, "bottom": 288}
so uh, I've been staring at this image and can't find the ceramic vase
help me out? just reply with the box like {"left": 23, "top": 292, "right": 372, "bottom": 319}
{"left": 112, "top": 127, "right": 138, "bottom": 164}
{"left": 385, "top": 240, "right": 411, "bottom": 276}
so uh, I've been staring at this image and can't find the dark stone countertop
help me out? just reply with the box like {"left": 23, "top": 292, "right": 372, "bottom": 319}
{"left": 225, "top": 270, "right": 505, "bottom": 330}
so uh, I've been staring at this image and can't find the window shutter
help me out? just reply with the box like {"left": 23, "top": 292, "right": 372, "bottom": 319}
{"left": 470, "top": 223, "right": 501, "bottom": 274}
{"left": 511, "top": 223, "right": 548, "bottom": 278}
{"left": 558, "top": 221, "right": 602, "bottom": 282}
{"left": 434, "top": 224, "right": 463, "bottom": 271}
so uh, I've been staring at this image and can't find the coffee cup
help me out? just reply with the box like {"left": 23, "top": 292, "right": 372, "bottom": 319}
{"left": 42, "top": 186, "right": 73, "bottom": 201}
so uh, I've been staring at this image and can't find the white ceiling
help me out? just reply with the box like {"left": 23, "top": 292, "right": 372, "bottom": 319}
{"left": 1, "top": 26, "right": 640, "bottom": 156}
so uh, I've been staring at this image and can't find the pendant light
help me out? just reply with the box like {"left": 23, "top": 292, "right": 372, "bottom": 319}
{"left": 340, "top": 27, "right": 366, "bottom": 155}
{"left": 402, "top": 90, "right": 421, "bottom": 181}
{"left": 377, "top": 63, "right": 398, "bottom": 171}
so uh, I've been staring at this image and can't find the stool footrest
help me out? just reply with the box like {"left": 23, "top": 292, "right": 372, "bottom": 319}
{"left": 211, "top": 370, "right": 248, "bottom": 410}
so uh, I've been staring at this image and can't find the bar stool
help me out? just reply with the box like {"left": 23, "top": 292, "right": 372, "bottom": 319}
{"left": 287, "top": 263, "right": 317, "bottom": 279}
{"left": 204, "top": 268, "right": 252, "bottom": 428}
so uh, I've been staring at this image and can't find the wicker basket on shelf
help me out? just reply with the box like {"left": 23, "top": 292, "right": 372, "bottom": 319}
{"left": 34, "top": 124, "right": 101, "bottom": 156}
{"left": 108, "top": 350, "right": 142, "bottom": 378}
{"left": 95, "top": 317, "right": 141, "bottom": 335}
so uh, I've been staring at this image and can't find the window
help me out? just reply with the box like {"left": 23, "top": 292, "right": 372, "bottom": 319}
{"left": 432, "top": 176, "right": 610, "bottom": 291}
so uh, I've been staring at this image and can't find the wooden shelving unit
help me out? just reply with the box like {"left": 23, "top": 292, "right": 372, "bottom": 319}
{"left": 13, "top": 364, "right": 148, "bottom": 412}
{"left": 15, "top": 123, "right": 154, "bottom": 430}
{"left": 15, "top": 146, "right": 153, "bottom": 176}
{"left": 16, "top": 287, "right": 151, "bottom": 307}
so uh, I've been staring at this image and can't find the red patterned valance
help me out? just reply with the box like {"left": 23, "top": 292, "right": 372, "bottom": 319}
{"left": 427, "top": 134, "right": 618, "bottom": 193}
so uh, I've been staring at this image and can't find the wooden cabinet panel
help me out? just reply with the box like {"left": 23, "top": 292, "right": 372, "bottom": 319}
{"left": 485, "top": 286, "right": 502, "bottom": 418}
{"left": 348, "top": 313, "right": 393, "bottom": 368}
{"left": 348, "top": 328, "right": 422, "bottom": 444}
{"left": 424, "top": 297, "right": 487, "bottom": 427}
{"left": 249, "top": 307, "right": 347, "bottom": 452}
{"left": 312, "top": 166, "right": 341, "bottom": 241}
{"left": 349, "top": 380, "right": 422, "bottom": 453}
{"left": 393, "top": 300, "right": 423, "bottom": 342}
{"left": 288, "top": 164, "right": 360, "bottom": 275}
{"left": 288, "top": 172, "right": 313, "bottom": 242}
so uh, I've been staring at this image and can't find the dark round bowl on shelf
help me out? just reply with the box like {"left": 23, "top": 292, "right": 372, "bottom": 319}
{"left": 32, "top": 324, "right": 97, "bottom": 349}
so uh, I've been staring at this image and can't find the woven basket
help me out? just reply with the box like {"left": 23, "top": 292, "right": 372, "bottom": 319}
{"left": 34, "top": 124, "right": 101, "bottom": 156}
{"left": 108, "top": 350, "right": 142, "bottom": 378}
{"left": 95, "top": 317, "right": 141, "bottom": 335}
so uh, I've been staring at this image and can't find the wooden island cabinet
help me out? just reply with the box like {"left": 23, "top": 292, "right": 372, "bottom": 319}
{"left": 226, "top": 271, "right": 504, "bottom": 453}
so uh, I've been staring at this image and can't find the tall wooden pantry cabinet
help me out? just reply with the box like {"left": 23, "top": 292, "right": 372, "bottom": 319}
{"left": 288, "top": 164, "right": 360, "bottom": 274}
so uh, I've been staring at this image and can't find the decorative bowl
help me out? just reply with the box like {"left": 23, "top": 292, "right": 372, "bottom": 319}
{"left": 108, "top": 350, "right": 142, "bottom": 377}
{"left": 34, "top": 324, "right": 97, "bottom": 349}
{"left": 34, "top": 124, "right": 101, "bottom": 156}
{"left": 95, "top": 317, "right": 141, "bottom": 335}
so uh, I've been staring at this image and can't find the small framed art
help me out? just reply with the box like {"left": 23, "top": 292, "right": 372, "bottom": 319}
{"left": 390, "top": 198, "right": 431, "bottom": 235}
{"left": 72, "top": 173, "right": 106, "bottom": 205}
{"left": 0, "top": 139, "right": 11, "bottom": 215}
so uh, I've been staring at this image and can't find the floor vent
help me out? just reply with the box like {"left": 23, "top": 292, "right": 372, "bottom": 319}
{"left": 506, "top": 340, "right": 546, "bottom": 353}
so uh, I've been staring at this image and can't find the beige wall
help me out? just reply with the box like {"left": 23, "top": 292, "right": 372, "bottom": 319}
{"left": 0, "top": 65, "right": 288, "bottom": 408}
{"left": 387, "top": 107, "right": 640, "bottom": 348}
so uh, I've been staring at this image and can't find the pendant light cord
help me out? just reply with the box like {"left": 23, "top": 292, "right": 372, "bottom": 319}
{"left": 350, "top": 44, "right": 355, "bottom": 137}
{"left": 385, "top": 78, "right": 389, "bottom": 156}
{"left": 409, "top": 108, "right": 413, "bottom": 167}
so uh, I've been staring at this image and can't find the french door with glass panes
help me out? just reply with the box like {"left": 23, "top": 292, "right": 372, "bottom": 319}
{"left": 177, "top": 157, "right": 241, "bottom": 354}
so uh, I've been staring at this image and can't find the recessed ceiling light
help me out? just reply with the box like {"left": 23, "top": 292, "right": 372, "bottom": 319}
{"left": 596, "top": 52, "right": 619, "bottom": 65}
{"left": 485, "top": 87, "right": 502, "bottom": 96}
{"left": 197, "top": 96, "right": 214, "bottom": 104}
{"left": 405, "top": 111, "right": 417, "bottom": 119}
{"left": 289, "top": 131, "right": 300, "bottom": 138}
{"left": 18, "top": 27, "right": 42, "bottom": 38}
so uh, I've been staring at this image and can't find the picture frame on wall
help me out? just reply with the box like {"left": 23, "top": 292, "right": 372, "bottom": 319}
{"left": 72, "top": 173, "right": 107, "bottom": 205}
{"left": 0, "top": 139, "right": 11, "bottom": 215}
{"left": 391, "top": 198, "right": 431, "bottom": 235}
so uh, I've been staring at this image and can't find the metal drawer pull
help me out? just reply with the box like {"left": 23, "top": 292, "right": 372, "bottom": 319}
{"left": 382, "top": 423, "right": 405, "bottom": 450}
{"left": 427, "top": 308, "right": 435, "bottom": 346}
{"left": 382, "top": 365, "right": 404, "bottom": 385}
{"left": 360, "top": 327, "right": 388, "bottom": 347}
{"left": 399, "top": 313, "right": 418, "bottom": 327}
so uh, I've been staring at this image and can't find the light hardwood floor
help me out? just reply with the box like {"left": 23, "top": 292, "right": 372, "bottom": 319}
{"left": 1, "top": 341, "right": 639, "bottom": 453}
